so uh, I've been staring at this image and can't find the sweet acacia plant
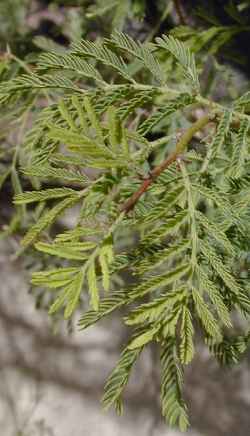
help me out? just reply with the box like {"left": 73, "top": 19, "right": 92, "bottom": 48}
{"left": 0, "top": 31, "right": 250, "bottom": 430}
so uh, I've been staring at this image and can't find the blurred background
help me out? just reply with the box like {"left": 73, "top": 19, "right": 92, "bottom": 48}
{"left": 0, "top": 1, "right": 250, "bottom": 435}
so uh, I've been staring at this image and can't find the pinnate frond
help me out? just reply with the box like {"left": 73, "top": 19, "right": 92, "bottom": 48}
{"left": 38, "top": 52, "right": 106, "bottom": 86}
{"left": 160, "top": 340, "right": 189, "bottom": 431}
{"left": 71, "top": 39, "right": 134, "bottom": 83}
{"left": 21, "top": 196, "right": 80, "bottom": 247}
{"left": 228, "top": 118, "right": 249, "bottom": 179}
{"left": 156, "top": 35, "right": 199, "bottom": 90}
{"left": 137, "top": 94, "right": 193, "bottom": 136}
{"left": 197, "top": 267, "right": 232, "bottom": 328}
{"left": 180, "top": 306, "right": 195, "bottom": 364}
{"left": 102, "top": 346, "right": 142, "bottom": 411}
{"left": 14, "top": 188, "right": 78, "bottom": 204}
{"left": 200, "top": 240, "right": 241, "bottom": 295}
{"left": 110, "top": 31, "right": 165, "bottom": 84}
{"left": 192, "top": 287, "right": 222, "bottom": 340}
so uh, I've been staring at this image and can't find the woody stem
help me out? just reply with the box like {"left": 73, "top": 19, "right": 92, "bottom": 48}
{"left": 121, "top": 114, "right": 212, "bottom": 213}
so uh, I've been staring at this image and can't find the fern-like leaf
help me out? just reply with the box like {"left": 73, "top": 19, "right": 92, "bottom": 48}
{"left": 229, "top": 118, "right": 249, "bottom": 179}
{"left": 160, "top": 340, "right": 189, "bottom": 431}
{"left": 137, "top": 94, "right": 193, "bottom": 136}
{"left": 14, "top": 188, "right": 78, "bottom": 204}
{"left": 180, "top": 306, "right": 195, "bottom": 364}
{"left": 38, "top": 52, "right": 106, "bottom": 86}
{"left": 21, "top": 196, "right": 80, "bottom": 247}
{"left": 110, "top": 31, "right": 165, "bottom": 84}
{"left": 71, "top": 39, "right": 134, "bottom": 83}
{"left": 102, "top": 346, "right": 142, "bottom": 411}
{"left": 200, "top": 240, "right": 241, "bottom": 295}
{"left": 197, "top": 267, "right": 232, "bottom": 328}
{"left": 156, "top": 35, "right": 199, "bottom": 90}
{"left": 48, "top": 269, "right": 85, "bottom": 318}
{"left": 192, "top": 287, "right": 222, "bottom": 340}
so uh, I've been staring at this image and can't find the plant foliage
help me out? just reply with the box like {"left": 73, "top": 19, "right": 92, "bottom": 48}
{"left": 0, "top": 23, "right": 249, "bottom": 432}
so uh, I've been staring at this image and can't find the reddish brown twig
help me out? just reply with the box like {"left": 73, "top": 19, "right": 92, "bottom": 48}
{"left": 121, "top": 114, "right": 212, "bottom": 213}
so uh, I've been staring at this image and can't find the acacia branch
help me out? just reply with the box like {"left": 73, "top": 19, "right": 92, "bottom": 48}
{"left": 121, "top": 114, "right": 212, "bottom": 213}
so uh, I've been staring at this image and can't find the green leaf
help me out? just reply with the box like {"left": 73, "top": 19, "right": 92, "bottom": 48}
{"left": 194, "top": 184, "right": 235, "bottom": 222}
{"left": 137, "top": 94, "right": 193, "bottom": 136}
{"left": 156, "top": 35, "right": 199, "bottom": 90}
{"left": 180, "top": 306, "right": 194, "bottom": 364}
{"left": 55, "top": 226, "right": 102, "bottom": 243}
{"left": 23, "top": 164, "right": 89, "bottom": 185}
{"left": 197, "top": 267, "right": 232, "bottom": 328}
{"left": 99, "top": 247, "right": 110, "bottom": 292}
{"left": 86, "top": 1, "right": 117, "bottom": 20}
{"left": 102, "top": 346, "right": 142, "bottom": 410}
{"left": 129, "top": 263, "right": 190, "bottom": 300}
{"left": 77, "top": 157, "right": 126, "bottom": 169}
{"left": 11, "top": 167, "right": 26, "bottom": 219}
{"left": 162, "top": 308, "right": 182, "bottom": 338}
{"left": 135, "top": 240, "right": 190, "bottom": 275}
{"left": 35, "top": 241, "right": 96, "bottom": 260}
{"left": 200, "top": 240, "right": 241, "bottom": 295}
{"left": 142, "top": 209, "right": 188, "bottom": 245}
{"left": 210, "top": 110, "right": 232, "bottom": 158}
{"left": 125, "top": 287, "right": 187, "bottom": 326}
{"left": 14, "top": 188, "right": 78, "bottom": 204}
{"left": 47, "top": 127, "right": 109, "bottom": 154}
{"left": 83, "top": 96, "right": 105, "bottom": 144}
{"left": 48, "top": 285, "right": 73, "bottom": 315}
{"left": 192, "top": 287, "right": 222, "bottom": 341}
{"left": 32, "top": 267, "right": 79, "bottom": 288}
{"left": 64, "top": 269, "right": 86, "bottom": 319}
{"left": 234, "top": 91, "right": 250, "bottom": 111}
{"left": 107, "top": 106, "right": 122, "bottom": 152}
{"left": 201, "top": 110, "right": 232, "bottom": 171}
{"left": 110, "top": 31, "right": 165, "bottom": 84}
{"left": 128, "top": 326, "right": 160, "bottom": 349}
{"left": 48, "top": 269, "right": 85, "bottom": 318}
{"left": 71, "top": 95, "right": 89, "bottom": 131}
{"left": 79, "top": 264, "right": 190, "bottom": 330}
{"left": 196, "top": 210, "right": 234, "bottom": 255}
{"left": 21, "top": 196, "right": 79, "bottom": 247}
{"left": 6, "top": 73, "right": 80, "bottom": 93}
{"left": 207, "top": 333, "right": 250, "bottom": 366}
{"left": 229, "top": 118, "right": 249, "bottom": 179}
{"left": 78, "top": 293, "right": 125, "bottom": 330}
{"left": 180, "top": 161, "right": 198, "bottom": 268}
{"left": 117, "top": 91, "right": 154, "bottom": 121}
{"left": 235, "top": 290, "right": 250, "bottom": 316}
{"left": 139, "top": 184, "right": 184, "bottom": 225}
{"left": 160, "top": 340, "right": 189, "bottom": 431}
{"left": 38, "top": 52, "right": 105, "bottom": 86}
{"left": 87, "top": 261, "right": 99, "bottom": 310}
{"left": 58, "top": 99, "right": 77, "bottom": 131}
{"left": 71, "top": 39, "right": 133, "bottom": 83}
{"left": 112, "top": 0, "right": 130, "bottom": 31}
